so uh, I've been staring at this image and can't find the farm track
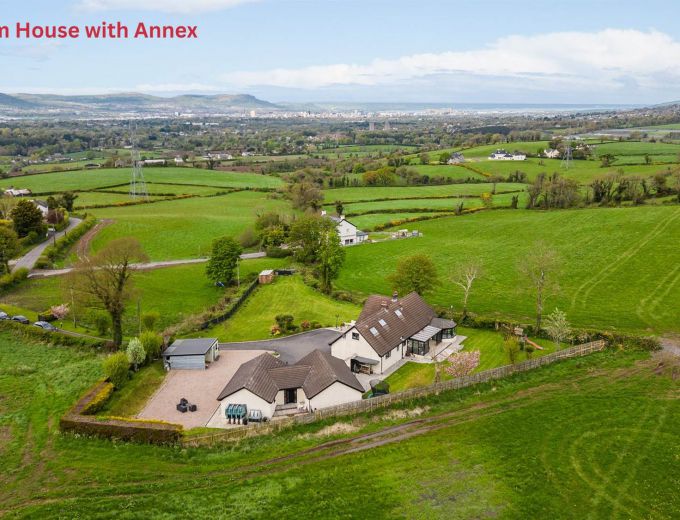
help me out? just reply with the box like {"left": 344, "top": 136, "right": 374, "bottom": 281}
{"left": 1, "top": 360, "right": 656, "bottom": 515}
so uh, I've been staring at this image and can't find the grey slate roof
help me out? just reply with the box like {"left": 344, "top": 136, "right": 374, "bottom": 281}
{"left": 164, "top": 338, "right": 218, "bottom": 357}
{"left": 217, "top": 353, "right": 285, "bottom": 402}
{"left": 217, "top": 349, "right": 363, "bottom": 402}
{"left": 339, "top": 292, "right": 456, "bottom": 357}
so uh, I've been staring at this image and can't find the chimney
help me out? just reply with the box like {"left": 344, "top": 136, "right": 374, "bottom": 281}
{"left": 391, "top": 291, "right": 398, "bottom": 302}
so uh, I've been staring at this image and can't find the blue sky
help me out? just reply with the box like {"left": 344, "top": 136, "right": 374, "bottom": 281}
{"left": 1, "top": 0, "right": 680, "bottom": 103}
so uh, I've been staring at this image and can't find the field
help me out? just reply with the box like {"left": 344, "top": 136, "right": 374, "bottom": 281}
{"left": 200, "top": 275, "right": 361, "bottom": 341}
{"left": 0, "top": 258, "right": 286, "bottom": 335}
{"left": 336, "top": 206, "right": 680, "bottom": 334}
{"left": 0, "top": 167, "right": 283, "bottom": 193}
{"left": 1, "top": 332, "right": 677, "bottom": 518}
{"left": 88, "top": 191, "right": 293, "bottom": 260}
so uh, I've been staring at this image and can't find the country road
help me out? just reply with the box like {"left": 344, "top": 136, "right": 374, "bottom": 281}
{"left": 10, "top": 217, "right": 83, "bottom": 273}
{"left": 28, "top": 251, "right": 267, "bottom": 278}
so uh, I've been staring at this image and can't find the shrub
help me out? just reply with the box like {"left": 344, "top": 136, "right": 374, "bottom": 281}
{"left": 103, "top": 352, "right": 130, "bottom": 389}
{"left": 126, "top": 338, "right": 146, "bottom": 371}
{"left": 140, "top": 331, "right": 163, "bottom": 360}
{"left": 141, "top": 311, "right": 160, "bottom": 332}
{"left": 81, "top": 382, "right": 114, "bottom": 415}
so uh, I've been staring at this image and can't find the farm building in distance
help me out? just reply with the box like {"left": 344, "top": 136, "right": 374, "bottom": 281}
{"left": 488, "top": 149, "right": 526, "bottom": 161}
{"left": 163, "top": 338, "right": 220, "bottom": 370}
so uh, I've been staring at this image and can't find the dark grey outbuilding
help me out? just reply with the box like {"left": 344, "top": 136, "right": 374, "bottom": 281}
{"left": 163, "top": 338, "right": 219, "bottom": 370}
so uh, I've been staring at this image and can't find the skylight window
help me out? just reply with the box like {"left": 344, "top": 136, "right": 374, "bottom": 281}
{"left": 369, "top": 327, "right": 379, "bottom": 336}
{"left": 378, "top": 319, "right": 387, "bottom": 327}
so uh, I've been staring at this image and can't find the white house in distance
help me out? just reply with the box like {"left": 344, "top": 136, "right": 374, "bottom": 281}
{"left": 330, "top": 292, "right": 458, "bottom": 375}
{"left": 488, "top": 149, "right": 526, "bottom": 161}
{"left": 216, "top": 349, "right": 364, "bottom": 420}
{"left": 447, "top": 152, "right": 465, "bottom": 164}
{"left": 322, "top": 210, "right": 368, "bottom": 246}
{"left": 163, "top": 338, "right": 220, "bottom": 370}
{"left": 543, "top": 148, "right": 561, "bottom": 159}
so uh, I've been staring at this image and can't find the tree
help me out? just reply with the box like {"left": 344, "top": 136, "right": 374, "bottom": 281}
{"left": 388, "top": 254, "right": 439, "bottom": 296}
{"left": 58, "top": 192, "right": 77, "bottom": 212}
{"left": 288, "top": 215, "right": 335, "bottom": 264}
{"left": 0, "top": 226, "right": 20, "bottom": 274}
{"left": 69, "top": 237, "right": 148, "bottom": 347}
{"left": 317, "top": 228, "right": 345, "bottom": 293}
{"left": 205, "top": 236, "right": 242, "bottom": 285}
{"left": 10, "top": 199, "right": 45, "bottom": 238}
{"left": 103, "top": 351, "right": 129, "bottom": 389}
{"left": 544, "top": 308, "right": 571, "bottom": 349}
{"left": 50, "top": 303, "right": 69, "bottom": 328}
{"left": 504, "top": 336, "right": 521, "bottom": 364}
{"left": 140, "top": 331, "right": 163, "bottom": 360}
{"left": 126, "top": 337, "right": 146, "bottom": 371}
{"left": 451, "top": 261, "right": 482, "bottom": 318}
{"left": 288, "top": 182, "right": 323, "bottom": 211}
{"left": 519, "top": 243, "right": 560, "bottom": 331}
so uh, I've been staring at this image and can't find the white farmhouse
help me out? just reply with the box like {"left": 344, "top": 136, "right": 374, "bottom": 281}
{"left": 216, "top": 349, "right": 364, "bottom": 420}
{"left": 330, "top": 292, "right": 459, "bottom": 375}
{"left": 488, "top": 149, "right": 526, "bottom": 161}
{"left": 322, "top": 211, "right": 367, "bottom": 246}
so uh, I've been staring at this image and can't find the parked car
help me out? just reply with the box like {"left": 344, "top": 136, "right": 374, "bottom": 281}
{"left": 247, "top": 409, "right": 267, "bottom": 423}
{"left": 0, "top": 311, "right": 9, "bottom": 320}
{"left": 33, "top": 321, "right": 57, "bottom": 331}
{"left": 11, "top": 315, "right": 29, "bottom": 325}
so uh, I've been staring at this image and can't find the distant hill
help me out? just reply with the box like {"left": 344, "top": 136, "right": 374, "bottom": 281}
{"left": 0, "top": 93, "right": 36, "bottom": 109}
{"left": 0, "top": 92, "right": 279, "bottom": 116}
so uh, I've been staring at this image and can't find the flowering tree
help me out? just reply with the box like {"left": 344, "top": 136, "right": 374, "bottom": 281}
{"left": 445, "top": 350, "right": 480, "bottom": 378}
{"left": 50, "top": 303, "right": 70, "bottom": 328}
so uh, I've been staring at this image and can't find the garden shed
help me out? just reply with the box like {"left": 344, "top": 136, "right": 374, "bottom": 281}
{"left": 163, "top": 338, "right": 219, "bottom": 370}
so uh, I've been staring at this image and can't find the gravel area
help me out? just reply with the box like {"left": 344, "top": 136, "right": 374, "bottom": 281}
{"left": 137, "top": 350, "right": 267, "bottom": 428}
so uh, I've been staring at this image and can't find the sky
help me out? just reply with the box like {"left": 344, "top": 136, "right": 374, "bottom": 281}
{"left": 1, "top": 0, "right": 680, "bottom": 104}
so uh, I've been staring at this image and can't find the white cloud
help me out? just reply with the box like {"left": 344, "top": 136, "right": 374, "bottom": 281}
{"left": 222, "top": 29, "right": 680, "bottom": 94}
{"left": 74, "top": 0, "right": 260, "bottom": 14}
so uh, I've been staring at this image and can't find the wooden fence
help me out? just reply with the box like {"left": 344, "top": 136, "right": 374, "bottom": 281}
{"left": 183, "top": 340, "right": 606, "bottom": 447}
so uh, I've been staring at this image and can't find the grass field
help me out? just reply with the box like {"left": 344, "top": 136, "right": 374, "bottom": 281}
{"left": 336, "top": 206, "right": 680, "bottom": 334}
{"left": 88, "top": 191, "right": 293, "bottom": 260}
{"left": 0, "top": 167, "right": 282, "bottom": 193}
{"left": 200, "top": 275, "right": 361, "bottom": 341}
{"left": 1, "top": 331, "right": 677, "bottom": 518}
{"left": 0, "top": 258, "right": 286, "bottom": 336}
{"left": 323, "top": 182, "right": 520, "bottom": 203}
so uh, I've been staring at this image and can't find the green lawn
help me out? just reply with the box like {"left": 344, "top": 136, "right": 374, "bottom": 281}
{"left": 1, "top": 332, "right": 677, "bottom": 518}
{"left": 0, "top": 167, "right": 283, "bottom": 193}
{"left": 336, "top": 206, "right": 680, "bottom": 335}
{"left": 384, "top": 327, "right": 559, "bottom": 392}
{"left": 88, "top": 191, "right": 293, "bottom": 260}
{"left": 200, "top": 275, "right": 361, "bottom": 342}
{"left": 323, "top": 182, "right": 521, "bottom": 203}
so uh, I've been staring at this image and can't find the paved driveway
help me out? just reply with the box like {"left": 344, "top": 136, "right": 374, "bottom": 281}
{"left": 219, "top": 328, "right": 342, "bottom": 365}
{"left": 137, "top": 350, "right": 267, "bottom": 428}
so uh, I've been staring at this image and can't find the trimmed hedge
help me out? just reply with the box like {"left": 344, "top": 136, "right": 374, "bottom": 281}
{"left": 60, "top": 379, "right": 182, "bottom": 444}
{"left": 35, "top": 216, "right": 97, "bottom": 269}
{"left": 81, "top": 381, "right": 114, "bottom": 415}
